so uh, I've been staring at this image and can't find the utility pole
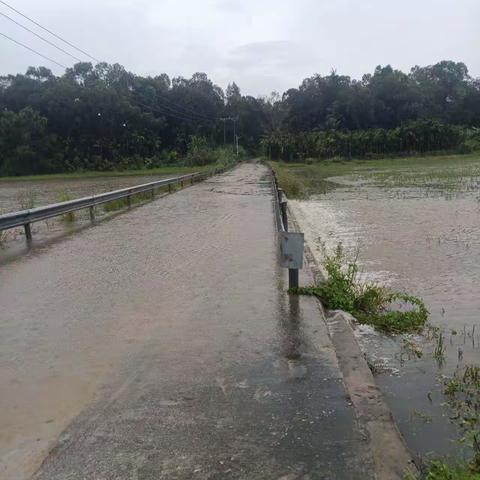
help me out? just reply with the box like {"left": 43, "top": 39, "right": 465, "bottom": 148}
{"left": 232, "top": 117, "right": 237, "bottom": 145}
{"left": 220, "top": 117, "right": 238, "bottom": 150}
{"left": 221, "top": 117, "right": 228, "bottom": 145}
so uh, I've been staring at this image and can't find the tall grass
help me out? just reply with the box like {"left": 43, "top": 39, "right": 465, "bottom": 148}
{"left": 292, "top": 244, "right": 428, "bottom": 334}
{"left": 406, "top": 461, "right": 480, "bottom": 480}
{"left": 17, "top": 189, "right": 36, "bottom": 210}
{"left": 57, "top": 191, "right": 75, "bottom": 222}
{"left": 0, "top": 228, "right": 7, "bottom": 248}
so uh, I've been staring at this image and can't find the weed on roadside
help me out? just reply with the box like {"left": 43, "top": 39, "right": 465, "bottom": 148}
{"left": 57, "top": 190, "right": 75, "bottom": 222}
{"left": 291, "top": 244, "right": 429, "bottom": 334}
{"left": 0, "top": 228, "right": 8, "bottom": 248}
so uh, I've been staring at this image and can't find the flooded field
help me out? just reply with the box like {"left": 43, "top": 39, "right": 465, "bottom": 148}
{"left": 288, "top": 154, "right": 480, "bottom": 462}
{"left": 0, "top": 173, "right": 174, "bottom": 252}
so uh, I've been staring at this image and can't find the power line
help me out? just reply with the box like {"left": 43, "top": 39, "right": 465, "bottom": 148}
{"left": 0, "top": 31, "right": 67, "bottom": 68}
{"left": 0, "top": 0, "right": 99, "bottom": 63}
{"left": 142, "top": 103, "right": 215, "bottom": 124}
{"left": 0, "top": 11, "right": 83, "bottom": 62}
{"left": 0, "top": 1, "right": 219, "bottom": 127}
{"left": 154, "top": 92, "right": 217, "bottom": 121}
{"left": 138, "top": 101, "right": 217, "bottom": 124}
{"left": 154, "top": 97, "right": 217, "bottom": 122}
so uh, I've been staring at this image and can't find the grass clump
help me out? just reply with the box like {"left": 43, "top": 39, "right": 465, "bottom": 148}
{"left": 442, "top": 365, "right": 480, "bottom": 472}
{"left": 274, "top": 164, "right": 306, "bottom": 198}
{"left": 0, "top": 228, "right": 8, "bottom": 248}
{"left": 409, "top": 365, "right": 480, "bottom": 479}
{"left": 103, "top": 197, "right": 129, "bottom": 212}
{"left": 16, "top": 189, "right": 36, "bottom": 210}
{"left": 406, "top": 460, "right": 480, "bottom": 480}
{"left": 57, "top": 190, "right": 75, "bottom": 222}
{"left": 292, "top": 244, "right": 428, "bottom": 333}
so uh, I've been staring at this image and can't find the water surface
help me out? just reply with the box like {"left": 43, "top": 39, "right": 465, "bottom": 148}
{"left": 0, "top": 174, "right": 170, "bottom": 249}
{"left": 291, "top": 156, "right": 480, "bottom": 461}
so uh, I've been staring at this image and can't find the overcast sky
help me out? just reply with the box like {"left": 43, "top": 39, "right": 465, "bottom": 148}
{"left": 1, "top": 0, "right": 479, "bottom": 97}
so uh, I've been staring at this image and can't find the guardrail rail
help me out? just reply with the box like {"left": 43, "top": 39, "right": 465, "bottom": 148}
{"left": 0, "top": 170, "right": 213, "bottom": 246}
{"left": 270, "top": 168, "right": 305, "bottom": 288}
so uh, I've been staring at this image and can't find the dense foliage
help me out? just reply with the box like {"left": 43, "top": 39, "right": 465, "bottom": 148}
{"left": 1, "top": 60, "right": 480, "bottom": 175}
{"left": 262, "top": 121, "right": 479, "bottom": 161}
{"left": 0, "top": 64, "right": 261, "bottom": 175}
{"left": 264, "top": 61, "right": 480, "bottom": 160}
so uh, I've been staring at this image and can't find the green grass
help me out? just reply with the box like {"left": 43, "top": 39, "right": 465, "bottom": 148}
{"left": 271, "top": 153, "right": 480, "bottom": 198}
{"left": 406, "top": 461, "right": 480, "bottom": 480}
{"left": 443, "top": 365, "right": 480, "bottom": 469}
{"left": 57, "top": 191, "right": 75, "bottom": 222}
{"left": 0, "top": 165, "right": 210, "bottom": 183}
{"left": 291, "top": 244, "right": 428, "bottom": 334}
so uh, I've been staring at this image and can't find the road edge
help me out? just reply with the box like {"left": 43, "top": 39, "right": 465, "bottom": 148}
{"left": 287, "top": 201, "right": 420, "bottom": 480}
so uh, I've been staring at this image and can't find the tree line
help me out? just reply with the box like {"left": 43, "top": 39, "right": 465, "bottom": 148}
{"left": 1, "top": 60, "right": 479, "bottom": 175}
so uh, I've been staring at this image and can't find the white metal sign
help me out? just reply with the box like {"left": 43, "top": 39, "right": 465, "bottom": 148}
{"left": 279, "top": 232, "right": 304, "bottom": 269}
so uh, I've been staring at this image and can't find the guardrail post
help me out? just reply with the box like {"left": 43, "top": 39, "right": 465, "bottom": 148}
{"left": 289, "top": 269, "right": 299, "bottom": 289}
{"left": 24, "top": 223, "right": 32, "bottom": 245}
{"left": 89, "top": 206, "right": 95, "bottom": 222}
{"left": 151, "top": 188, "right": 155, "bottom": 199}
{"left": 180, "top": 180, "right": 184, "bottom": 188}
{"left": 127, "top": 195, "right": 131, "bottom": 208}
{"left": 280, "top": 201, "right": 288, "bottom": 232}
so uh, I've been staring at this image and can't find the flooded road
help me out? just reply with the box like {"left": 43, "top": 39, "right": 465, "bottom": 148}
{"left": 0, "top": 174, "right": 171, "bottom": 250}
{"left": 0, "top": 174, "right": 170, "bottom": 213}
{"left": 290, "top": 156, "right": 480, "bottom": 461}
{"left": 1, "top": 164, "right": 373, "bottom": 480}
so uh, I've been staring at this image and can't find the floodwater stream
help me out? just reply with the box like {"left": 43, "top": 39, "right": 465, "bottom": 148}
{"left": 0, "top": 174, "right": 170, "bottom": 252}
{"left": 291, "top": 157, "right": 480, "bottom": 462}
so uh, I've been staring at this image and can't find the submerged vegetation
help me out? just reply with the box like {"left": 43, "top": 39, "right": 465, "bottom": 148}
{"left": 292, "top": 244, "right": 428, "bottom": 333}
{"left": 408, "top": 461, "right": 480, "bottom": 480}
{"left": 443, "top": 365, "right": 480, "bottom": 470}
{"left": 16, "top": 189, "right": 36, "bottom": 210}
{"left": 271, "top": 153, "right": 480, "bottom": 199}
{"left": 407, "top": 366, "right": 480, "bottom": 479}
{"left": 292, "top": 243, "right": 480, "bottom": 478}
{"left": 57, "top": 191, "right": 75, "bottom": 222}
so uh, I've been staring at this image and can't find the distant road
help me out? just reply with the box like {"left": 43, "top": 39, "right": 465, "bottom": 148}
{"left": 0, "top": 163, "right": 374, "bottom": 480}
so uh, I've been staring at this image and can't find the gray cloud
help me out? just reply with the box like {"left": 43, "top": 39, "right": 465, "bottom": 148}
{"left": 0, "top": 0, "right": 478, "bottom": 96}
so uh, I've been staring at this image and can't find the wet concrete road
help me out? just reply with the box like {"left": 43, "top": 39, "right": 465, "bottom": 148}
{"left": 1, "top": 164, "right": 374, "bottom": 479}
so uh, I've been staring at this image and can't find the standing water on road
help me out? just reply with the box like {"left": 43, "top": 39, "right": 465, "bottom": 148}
{"left": 288, "top": 155, "right": 480, "bottom": 462}
{"left": 0, "top": 173, "right": 173, "bottom": 251}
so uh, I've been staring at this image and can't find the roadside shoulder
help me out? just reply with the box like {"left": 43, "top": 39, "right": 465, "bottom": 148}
{"left": 288, "top": 199, "right": 420, "bottom": 480}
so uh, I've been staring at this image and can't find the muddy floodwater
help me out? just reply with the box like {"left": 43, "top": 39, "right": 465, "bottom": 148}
{"left": 0, "top": 174, "right": 171, "bottom": 251}
{"left": 291, "top": 156, "right": 480, "bottom": 462}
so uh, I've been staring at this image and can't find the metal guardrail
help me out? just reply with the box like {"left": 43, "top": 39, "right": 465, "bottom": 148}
{"left": 0, "top": 171, "right": 206, "bottom": 245}
{"left": 270, "top": 168, "right": 304, "bottom": 289}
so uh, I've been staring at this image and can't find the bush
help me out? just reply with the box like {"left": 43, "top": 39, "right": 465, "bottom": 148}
{"left": 185, "top": 136, "right": 216, "bottom": 166}
{"left": 292, "top": 244, "right": 428, "bottom": 333}
{"left": 261, "top": 120, "right": 469, "bottom": 162}
{"left": 406, "top": 461, "right": 480, "bottom": 480}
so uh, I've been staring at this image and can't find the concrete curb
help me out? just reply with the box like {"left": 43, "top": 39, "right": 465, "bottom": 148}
{"left": 287, "top": 202, "right": 420, "bottom": 480}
